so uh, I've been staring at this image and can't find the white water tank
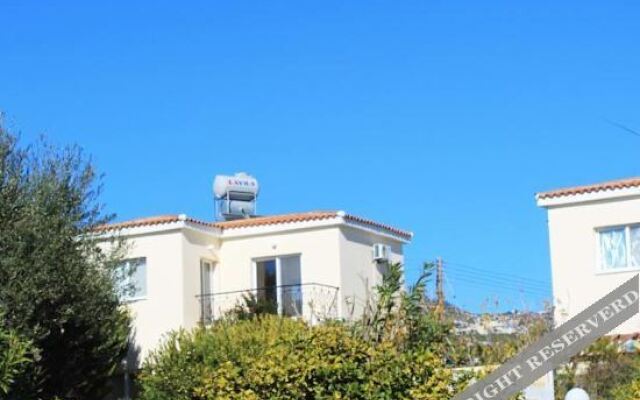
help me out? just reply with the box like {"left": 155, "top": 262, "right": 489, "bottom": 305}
{"left": 213, "top": 172, "right": 259, "bottom": 220}
{"left": 213, "top": 172, "right": 259, "bottom": 199}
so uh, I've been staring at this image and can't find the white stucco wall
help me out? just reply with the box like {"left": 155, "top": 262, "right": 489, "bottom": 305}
{"left": 217, "top": 226, "right": 343, "bottom": 318}
{"left": 116, "top": 230, "right": 185, "bottom": 363}
{"left": 338, "top": 226, "right": 404, "bottom": 319}
{"left": 181, "top": 228, "right": 220, "bottom": 328}
{"left": 102, "top": 225, "right": 219, "bottom": 366}
{"left": 545, "top": 195, "right": 640, "bottom": 334}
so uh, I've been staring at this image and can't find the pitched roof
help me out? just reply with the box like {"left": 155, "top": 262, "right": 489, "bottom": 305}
{"left": 96, "top": 211, "right": 412, "bottom": 240}
{"left": 215, "top": 211, "right": 337, "bottom": 229}
{"left": 94, "top": 214, "right": 216, "bottom": 231}
{"left": 341, "top": 213, "right": 413, "bottom": 240}
{"left": 536, "top": 177, "right": 640, "bottom": 200}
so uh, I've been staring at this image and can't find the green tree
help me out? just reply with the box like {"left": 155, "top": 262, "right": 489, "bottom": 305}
{"left": 0, "top": 313, "right": 31, "bottom": 396}
{"left": 0, "top": 122, "right": 131, "bottom": 399}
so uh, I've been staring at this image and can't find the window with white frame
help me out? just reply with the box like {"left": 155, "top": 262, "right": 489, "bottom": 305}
{"left": 598, "top": 225, "right": 640, "bottom": 271}
{"left": 115, "top": 258, "right": 147, "bottom": 301}
{"left": 254, "top": 255, "right": 302, "bottom": 317}
{"left": 200, "top": 259, "right": 215, "bottom": 323}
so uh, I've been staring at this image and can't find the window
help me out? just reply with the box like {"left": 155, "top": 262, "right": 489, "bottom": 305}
{"left": 116, "top": 258, "right": 147, "bottom": 301}
{"left": 598, "top": 225, "right": 640, "bottom": 272}
{"left": 256, "top": 259, "right": 278, "bottom": 309}
{"left": 631, "top": 227, "right": 640, "bottom": 267}
{"left": 200, "top": 260, "right": 214, "bottom": 296}
{"left": 254, "top": 255, "right": 302, "bottom": 316}
{"left": 200, "top": 260, "right": 215, "bottom": 323}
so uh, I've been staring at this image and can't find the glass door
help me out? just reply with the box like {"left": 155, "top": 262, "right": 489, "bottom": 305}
{"left": 256, "top": 259, "right": 278, "bottom": 313}
{"left": 255, "top": 256, "right": 301, "bottom": 316}
{"left": 280, "top": 255, "right": 302, "bottom": 316}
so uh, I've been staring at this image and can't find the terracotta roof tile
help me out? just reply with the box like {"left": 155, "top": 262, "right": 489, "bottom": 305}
{"left": 341, "top": 214, "right": 413, "bottom": 240}
{"left": 94, "top": 214, "right": 215, "bottom": 232}
{"left": 537, "top": 177, "right": 640, "bottom": 200}
{"left": 216, "top": 211, "right": 412, "bottom": 240}
{"left": 97, "top": 211, "right": 413, "bottom": 240}
{"left": 214, "top": 211, "right": 337, "bottom": 229}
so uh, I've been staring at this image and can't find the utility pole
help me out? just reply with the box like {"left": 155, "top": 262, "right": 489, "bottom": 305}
{"left": 435, "top": 257, "right": 445, "bottom": 320}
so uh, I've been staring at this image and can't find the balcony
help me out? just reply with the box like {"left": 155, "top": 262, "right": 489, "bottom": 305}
{"left": 197, "top": 283, "right": 340, "bottom": 324}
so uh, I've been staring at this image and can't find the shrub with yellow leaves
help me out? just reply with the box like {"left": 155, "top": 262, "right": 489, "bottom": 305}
{"left": 139, "top": 316, "right": 465, "bottom": 399}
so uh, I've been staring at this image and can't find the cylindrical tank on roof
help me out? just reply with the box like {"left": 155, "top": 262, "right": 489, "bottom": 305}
{"left": 213, "top": 172, "right": 259, "bottom": 199}
{"left": 224, "top": 199, "right": 256, "bottom": 216}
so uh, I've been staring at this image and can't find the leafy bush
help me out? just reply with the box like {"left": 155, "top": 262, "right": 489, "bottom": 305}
{"left": 140, "top": 316, "right": 463, "bottom": 400}
{"left": 0, "top": 322, "right": 31, "bottom": 396}
{"left": 140, "top": 262, "right": 474, "bottom": 399}
{"left": 356, "top": 262, "right": 452, "bottom": 351}
{"left": 612, "top": 377, "right": 640, "bottom": 400}
{"left": 225, "top": 292, "right": 279, "bottom": 320}
{"left": 554, "top": 337, "right": 640, "bottom": 400}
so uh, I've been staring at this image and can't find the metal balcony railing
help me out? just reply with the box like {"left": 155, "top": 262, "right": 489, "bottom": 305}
{"left": 197, "top": 283, "right": 339, "bottom": 324}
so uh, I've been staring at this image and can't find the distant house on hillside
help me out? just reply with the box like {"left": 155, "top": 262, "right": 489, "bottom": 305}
{"left": 536, "top": 177, "right": 640, "bottom": 336}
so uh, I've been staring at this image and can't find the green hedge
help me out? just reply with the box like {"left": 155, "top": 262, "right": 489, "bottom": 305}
{"left": 612, "top": 379, "right": 640, "bottom": 400}
{"left": 139, "top": 316, "right": 464, "bottom": 400}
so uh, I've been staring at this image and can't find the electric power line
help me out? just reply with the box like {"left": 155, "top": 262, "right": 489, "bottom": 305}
{"left": 444, "top": 276, "right": 549, "bottom": 299}
{"left": 444, "top": 269, "right": 550, "bottom": 293}
{"left": 443, "top": 271, "right": 550, "bottom": 297}
{"left": 444, "top": 265, "right": 550, "bottom": 292}
{"left": 604, "top": 118, "right": 640, "bottom": 138}
{"left": 443, "top": 272, "right": 527, "bottom": 311}
{"left": 444, "top": 261, "right": 550, "bottom": 287}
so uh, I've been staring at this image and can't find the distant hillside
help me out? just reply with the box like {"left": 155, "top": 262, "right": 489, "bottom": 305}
{"left": 428, "top": 299, "right": 553, "bottom": 335}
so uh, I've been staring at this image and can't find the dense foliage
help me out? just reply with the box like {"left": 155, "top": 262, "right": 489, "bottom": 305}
{"left": 0, "top": 123, "right": 131, "bottom": 399}
{"left": 612, "top": 376, "right": 640, "bottom": 400}
{"left": 555, "top": 337, "right": 640, "bottom": 400}
{"left": 140, "top": 317, "right": 464, "bottom": 400}
{"left": 0, "top": 316, "right": 31, "bottom": 396}
{"left": 140, "top": 263, "right": 471, "bottom": 399}
{"left": 355, "top": 262, "right": 451, "bottom": 351}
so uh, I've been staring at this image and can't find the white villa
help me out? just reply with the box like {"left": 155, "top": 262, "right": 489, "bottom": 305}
{"left": 97, "top": 209, "right": 412, "bottom": 364}
{"left": 537, "top": 177, "right": 640, "bottom": 336}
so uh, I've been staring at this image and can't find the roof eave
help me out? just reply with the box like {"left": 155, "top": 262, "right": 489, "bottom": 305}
{"left": 94, "top": 219, "right": 221, "bottom": 239}
{"left": 537, "top": 186, "right": 640, "bottom": 208}
{"left": 341, "top": 218, "right": 413, "bottom": 243}
{"left": 220, "top": 216, "right": 412, "bottom": 243}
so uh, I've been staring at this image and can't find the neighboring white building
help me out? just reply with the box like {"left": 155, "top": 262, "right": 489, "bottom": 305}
{"left": 536, "top": 177, "right": 640, "bottom": 335}
{"left": 97, "top": 210, "right": 411, "bottom": 363}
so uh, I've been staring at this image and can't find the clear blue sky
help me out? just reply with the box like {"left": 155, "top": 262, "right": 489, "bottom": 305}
{"left": 2, "top": 1, "right": 639, "bottom": 313}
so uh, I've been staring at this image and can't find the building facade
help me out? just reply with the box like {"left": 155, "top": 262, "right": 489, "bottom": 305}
{"left": 537, "top": 177, "right": 640, "bottom": 335}
{"left": 97, "top": 210, "right": 411, "bottom": 363}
